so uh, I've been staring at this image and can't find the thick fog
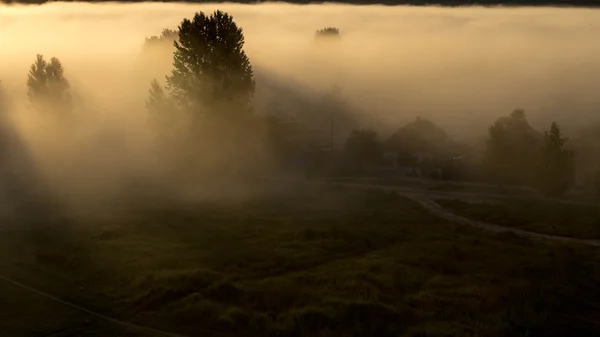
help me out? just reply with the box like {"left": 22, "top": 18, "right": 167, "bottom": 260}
{"left": 2, "top": 3, "right": 600, "bottom": 126}
{"left": 1, "top": 2, "right": 600, "bottom": 209}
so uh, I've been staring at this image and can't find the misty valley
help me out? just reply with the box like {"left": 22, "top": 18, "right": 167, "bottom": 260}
{"left": 1, "top": 2, "right": 600, "bottom": 337}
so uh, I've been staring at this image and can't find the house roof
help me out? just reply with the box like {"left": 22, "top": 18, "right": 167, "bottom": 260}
{"left": 383, "top": 117, "right": 465, "bottom": 156}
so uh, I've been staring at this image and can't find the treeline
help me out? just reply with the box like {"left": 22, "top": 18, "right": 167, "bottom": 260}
{"left": 0, "top": 18, "right": 350, "bottom": 190}
{"left": 4, "top": 0, "right": 600, "bottom": 7}
{"left": 484, "top": 110, "right": 574, "bottom": 196}
{"left": 0, "top": 8, "right": 585, "bottom": 199}
{"left": 0, "top": 11, "right": 262, "bottom": 191}
{"left": 342, "top": 110, "right": 576, "bottom": 197}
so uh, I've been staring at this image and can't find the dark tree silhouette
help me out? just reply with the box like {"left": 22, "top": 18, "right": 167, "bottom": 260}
{"left": 26, "top": 54, "right": 71, "bottom": 116}
{"left": 135, "top": 28, "right": 179, "bottom": 94}
{"left": 483, "top": 109, "right": 541, "bottom": 185}
{"left": 147, "top": 79, "right": 174, "bottom": 131}
{"left": 166, "top": 10, "right": 255, "bottom": 118}
{"left": 146, "top": 79, "right": 182, "bottom": 166}
{"left": 536, "top": 122, "right": 574, "bottom": 196}
{"left": 315, "top": 27, "right": 341, "bottom": 46}
{"left": 27, "top": 55, "right": 48, "bottom": 102}
{"left": 144, "top": 28, "right": 178, "bottom": 49}
{"left": 147, "top": 10, "right": 261, "bottom": 181}
{"left": 511, "top": 108, "right": 526, "bottom": 119}
{"left": 344, "top": 129, "right": 382, "bottom": 173}
{"left": 316, "top": 27, "right": 340, "bottom": 38}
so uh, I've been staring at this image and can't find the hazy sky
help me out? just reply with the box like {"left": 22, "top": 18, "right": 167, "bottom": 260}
{"left": 1, "top": 2, "right": 600, "bottom": 139}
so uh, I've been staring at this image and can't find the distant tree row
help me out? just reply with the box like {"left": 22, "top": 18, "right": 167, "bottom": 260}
{"left": 341, "top": 109, "right": 575, "bottom": 197}
{"left": 6, "top": 11, "right": 345, "bottom": 185}
{"left": 27, "top": 54, "right": 71, "bottom": 118}
{"left": 483, "top": 109, "right": 574, "bottom": 196}
{"left": 315, "top": 27, "right": 341, "bottom": 43}
{"left": 143, "top": 28, "right": 177, "bottom": 49}
{"left": 8, "top": 9, "right": 580, "bottom": 196}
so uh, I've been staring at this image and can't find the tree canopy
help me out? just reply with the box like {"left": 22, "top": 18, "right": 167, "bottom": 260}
{"left": 536, "top": 122, "right": 574, "bottom": 196}
{"left": 147, "top": 79, "right": 173, "bottom": 130}
{"left": 143, "top": 28, "right": 178, "bottom": 50}
{"left": 315, "top": 27, "right": 342, "bottom": 46}
{"left": 26, "top": 54, "right": 71, "bottom": 116}
{"left": 166, "top": 10, "right": 255, "bottom": 118}
{"left": 135, "top": 28, "right": 179, "bottom": 93}
{"left": 483, "top": 109, "right": 541, "bottom": 185}
{"left": 146, "top": 10, "right": 261, "bottom": 180}
{"left": 316, "top": 27, "right": 340, "bottom": 38}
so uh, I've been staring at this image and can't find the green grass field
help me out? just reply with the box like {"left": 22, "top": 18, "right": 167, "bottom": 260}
{"left": 1, "top": 185, "right": 600, "bottom": 336}
{"left": 437, "top": 198, "right": 600, "bottom": 240}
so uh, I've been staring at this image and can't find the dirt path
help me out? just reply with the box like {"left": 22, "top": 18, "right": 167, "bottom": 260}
{"left": 264, "top": 177, "right": 600, "bottom": 247}
{"left": 328, "top": 179, "right": 600, "bottom": 207}
{"left": 404, "top": 193, "right": 600, "bottom": 247}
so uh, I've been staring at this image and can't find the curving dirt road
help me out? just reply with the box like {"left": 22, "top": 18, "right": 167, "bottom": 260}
{"left": 404, "top": 193, "right": 600, "bottom": 247}
{"left": 265, "top": 176, "right": 600, "bottom": 247}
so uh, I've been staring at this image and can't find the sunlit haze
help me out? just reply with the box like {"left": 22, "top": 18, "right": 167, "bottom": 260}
{"left": 3, "top": 3, "right": 600, "bottom": 336}
{"left": 1, "top": 2, "right": 600, "bottom": 206}
{"left": 2, "top": 3, "right": 600, "bottom": 130}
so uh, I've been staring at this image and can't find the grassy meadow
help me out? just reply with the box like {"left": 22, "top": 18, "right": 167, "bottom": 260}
{"left": 437, "top": 198, "right": 600, "bottom": 240}
{"left": 1, "top": 184, "right": 600, "bottom": 336}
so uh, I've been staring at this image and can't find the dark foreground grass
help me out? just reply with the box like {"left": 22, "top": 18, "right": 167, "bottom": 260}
{"left": 1, "top": 185, "right": 600, "bottom": 336}
{"left": 437, "top": 198, "right": 600, "bottom": 240}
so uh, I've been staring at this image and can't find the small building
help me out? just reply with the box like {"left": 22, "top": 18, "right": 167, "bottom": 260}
{"left": 381, "top": 117, "right": 473, "bottom": 179}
